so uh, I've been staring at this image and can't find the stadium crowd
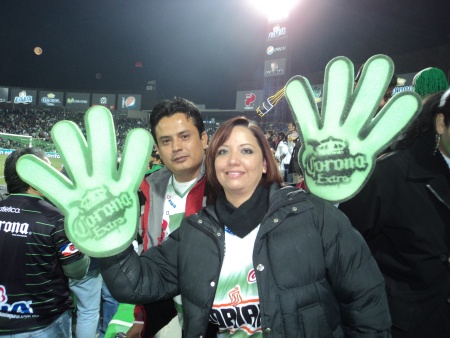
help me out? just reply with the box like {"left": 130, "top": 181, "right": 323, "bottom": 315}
{"left": 0, "top": 107, "right": 290, "bottom": 152}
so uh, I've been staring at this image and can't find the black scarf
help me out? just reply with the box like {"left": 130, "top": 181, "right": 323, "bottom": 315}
{"left": 214, "top": 184, "right": 270, "bottom": 238}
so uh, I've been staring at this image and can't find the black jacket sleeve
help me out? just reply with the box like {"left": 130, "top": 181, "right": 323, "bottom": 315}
{"left": 98, "top": 233, "right": 180, "bottom": 305}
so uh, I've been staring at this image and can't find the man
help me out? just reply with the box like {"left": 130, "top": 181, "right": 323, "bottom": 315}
{"left": 274, "top": 132, "right": 291, "bottom": 182}
{"left": 147, "top": 150, "right": 164, "bottom": 175}
{"left": 0, "top": 148, "right": 89, "bottom": 337}
{"left": 127, "top": 97, "right": 208, "bottom": 338}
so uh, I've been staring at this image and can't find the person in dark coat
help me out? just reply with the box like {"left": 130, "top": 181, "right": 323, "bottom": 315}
{"left": 339, "top": 89, "right": 450, "bottom": 338}
{"left": 99, "top": 117, "right": 391, "bottom": 337}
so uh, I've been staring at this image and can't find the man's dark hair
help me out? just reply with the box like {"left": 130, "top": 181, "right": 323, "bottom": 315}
{"left": 277, "top": 131, "right": 287, "bottom": 142}
{"left": 149, "top": 97, "right": 205, "bottom": 145}
{"left": 5, "top": 148, "right": 47, "bottom": 194}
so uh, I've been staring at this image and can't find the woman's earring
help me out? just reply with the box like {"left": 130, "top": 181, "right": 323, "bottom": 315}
{"left": 434, "top": 133, "right": 441, "bottom": 155}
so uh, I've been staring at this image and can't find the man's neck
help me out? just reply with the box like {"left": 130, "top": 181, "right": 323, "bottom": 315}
{"left": 26, "top": 187, "right": 43, "bottom": 196}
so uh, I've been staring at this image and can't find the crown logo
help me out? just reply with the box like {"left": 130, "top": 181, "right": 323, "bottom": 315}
{"left": 47, "top": 93, "right": 55, "bottom": 98}
{"left": 80, "top": 186, "right": 108, "bottom": 212}
{"left": 315, "top": 137, "right": 346, "bottom": 156}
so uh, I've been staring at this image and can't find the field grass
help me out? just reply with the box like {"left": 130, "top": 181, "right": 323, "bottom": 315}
{"left": 0, "top": 153, "right": 63, "bottom": 186}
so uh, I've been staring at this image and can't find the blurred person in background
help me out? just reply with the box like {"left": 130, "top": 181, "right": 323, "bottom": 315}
{"left": 339, "top": 89, "right": 450, "bottom": 337}
{"left": 0, "top": 148, "right": 89, "bottom": 337}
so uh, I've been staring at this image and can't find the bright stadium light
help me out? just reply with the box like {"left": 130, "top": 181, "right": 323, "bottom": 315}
{"left": 251, "top": 0, "right": 299, "bottom": 21}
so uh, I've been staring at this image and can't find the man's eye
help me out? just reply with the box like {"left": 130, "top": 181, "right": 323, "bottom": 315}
{"left": 161, "top": 139, "right": 171, "bottom": 145}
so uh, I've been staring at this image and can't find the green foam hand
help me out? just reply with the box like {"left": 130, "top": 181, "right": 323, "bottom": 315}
{"left": 16, "top": 106, "right": 153, "bottom": 257}
{"left": 285, "top": 54, "right": 422, "bottom": 203}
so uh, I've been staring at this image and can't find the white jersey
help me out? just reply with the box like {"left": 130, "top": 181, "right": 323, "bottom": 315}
{"left": 210, "top": 226, "right": 262, "bottom": 337}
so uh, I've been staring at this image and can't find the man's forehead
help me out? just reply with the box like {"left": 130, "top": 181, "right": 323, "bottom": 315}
{"left": 155, "top": 114, "right": 196, "bottom": 138}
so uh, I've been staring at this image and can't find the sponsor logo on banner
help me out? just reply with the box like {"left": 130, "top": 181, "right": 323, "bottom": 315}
{"left": 92, "top": 94, "right": 116, "bottom": 109}
{"left": 245, "top": 93, "right": 256, "bottom": 107}
{"left": 121, "top": 96, "right": 136, "bottom": 109}
{"left": 0, "top": 88, "right": 8, "bottom": 102}
{"left": 67, "top": 98, "right": 89, "bottom": 104}
{"left": 41, "top": 93, "right": 62, "bottom": 106}
{"left": 268, "top": 25, "right": 286, "bottom": 40}
{"left": 264, "top": 59, "right": 285, "bottom": 77}
{"left": 236, "top": 90, "right": 262, "bottom": 111}
{"left": 266, "top": 45, "right": 286, "bottom": 56}
{"left": 14, "top": 91, "right": 32, "bottom": 104}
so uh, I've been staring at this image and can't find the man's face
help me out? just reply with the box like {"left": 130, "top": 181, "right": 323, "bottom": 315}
{"left": 271, "top": 62, "right": 278, "bottom": 72}
{"left": 155, "top": 112, "right": 207, "bottom": 182}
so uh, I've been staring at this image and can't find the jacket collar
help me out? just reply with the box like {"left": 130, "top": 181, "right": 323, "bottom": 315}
{"left": 197, "top": 183, "right": 314, "bottom": 239}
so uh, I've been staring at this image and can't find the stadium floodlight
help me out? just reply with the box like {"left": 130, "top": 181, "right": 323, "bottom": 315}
{"left": 250, "top": 0, "right": 299, "bottom": 22}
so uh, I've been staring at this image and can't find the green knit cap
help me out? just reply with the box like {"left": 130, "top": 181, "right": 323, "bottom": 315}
{"left": 413, "top": 67, "right": 449, "bottom": 97}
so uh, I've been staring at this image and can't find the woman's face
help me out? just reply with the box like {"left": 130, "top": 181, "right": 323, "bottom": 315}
{"left": 436, "top": 113, "right": 450, "bottom": 158}
{"left": 214, "top": 126, "right": 267, "bottom": 207}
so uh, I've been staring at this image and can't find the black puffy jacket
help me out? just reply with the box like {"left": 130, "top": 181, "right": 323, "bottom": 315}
{"left": 100, "top": 184, "right": 391, "bottom": 337}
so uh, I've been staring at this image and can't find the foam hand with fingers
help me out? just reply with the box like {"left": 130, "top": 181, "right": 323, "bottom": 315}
{"left": 16, "top": 106, "right": 153, "bottom": 257}
{"left": 285, "top": 54, "right": 422, "bottom": 203}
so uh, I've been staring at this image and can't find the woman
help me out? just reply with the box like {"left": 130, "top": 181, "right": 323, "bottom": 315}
{"left": 99, "top": 117, "right": 391, "bottom": 337}
{"left": 339, "top": 90, "right": 450, "bottom": 338}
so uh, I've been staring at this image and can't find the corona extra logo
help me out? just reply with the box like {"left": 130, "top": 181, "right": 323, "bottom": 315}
{"left": 305, "top": 137, "right": 369, "bottom": 185}
{"left": 73, "top": 187, "right": 132, "bottom": 240}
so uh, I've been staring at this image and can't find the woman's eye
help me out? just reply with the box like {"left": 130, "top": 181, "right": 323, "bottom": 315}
{"left": 242, "top": 148, "right": 253, "bottom": 154}
{"left": 217, "top": 149, "right": 228, "bottom": 155}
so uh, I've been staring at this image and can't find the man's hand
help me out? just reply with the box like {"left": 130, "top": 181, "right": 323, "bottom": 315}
{"left": 126, "top": 323, "right": 144, "bottom": 338}
{"left": 16, "top": 106, "right": 153, "bottom": 257}
{"left": 285, "top": 54, "right": 422, "bottom": 202}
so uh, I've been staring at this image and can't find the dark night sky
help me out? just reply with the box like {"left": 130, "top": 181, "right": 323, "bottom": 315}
{"left": 0, "top": 0, "right": 448, "bottom": 110}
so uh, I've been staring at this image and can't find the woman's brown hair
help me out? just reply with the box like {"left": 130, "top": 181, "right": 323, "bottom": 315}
{"left": 206, "top": 116, "right": 283, "bottom": 205}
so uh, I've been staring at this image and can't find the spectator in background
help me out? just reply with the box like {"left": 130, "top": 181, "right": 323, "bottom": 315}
{"left": 0, "top": 148, "right": 89, "bottom": 337}
{"left": 148, "top": 150, "right": 164, "bottom": 175}
{"left": 413, "top": 67, "right": 449, "bottom": 98}
{"left": 61, "top": 163, "right": 104, "bottom": 338}
{"left": 274, "top": 131, "right": 291, "bottom": 182}
{"left": 69, "top": 260, "right": 102, "bottom": 338}
{"left": 339, "top": 90, "right": 450, "bottom": 337}
{"left": 288, "top": 132, "right": 303, "bottom": 184}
